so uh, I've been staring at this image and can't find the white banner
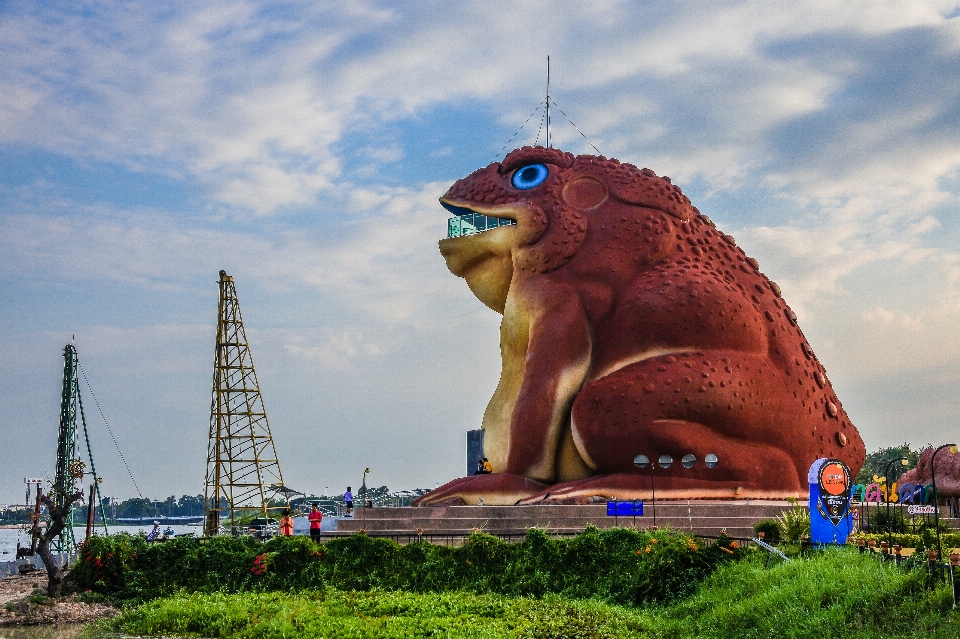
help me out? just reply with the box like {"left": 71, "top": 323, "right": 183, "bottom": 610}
{"left": 906, "top": 505, "right": 939, "bottom": 515}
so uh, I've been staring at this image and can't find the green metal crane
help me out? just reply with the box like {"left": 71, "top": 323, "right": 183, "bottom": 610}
{"left": 51, "top": 344, "right": 108, "bottom": 552}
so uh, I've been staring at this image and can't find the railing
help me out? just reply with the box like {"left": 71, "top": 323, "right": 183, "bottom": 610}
{"left": 316, "top": 530, "right": 754, "bottom": 547}
{"left": 855, "top": 500, "right": 955, "bottom": 534}
{"left": 0, "top": 552, "right": 76, "bottom": 577}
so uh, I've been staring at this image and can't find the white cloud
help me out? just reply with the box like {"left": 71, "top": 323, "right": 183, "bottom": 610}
{"left": 283, "top": 328, "right": 383, "bottom": 370}
{"left": 0, "top": 179, "right": 477, "bottom": 329}
{"left": 3, "top": 1, "right": 956, "bottom": 215}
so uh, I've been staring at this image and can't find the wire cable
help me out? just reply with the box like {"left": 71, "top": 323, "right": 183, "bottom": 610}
{"left": 76, "top": 389, "right": 110, "bottom": 534}
{"left": 533, "top": 104, "right": 547, "bottom": 147}
{"left": 78, "top": 362, "right": 144, "bottom": 499}
{"left": 493, "top": 99, "right": 546, "bottom": 162}
{"left": 549, "top": 99, "right": 602, "bottom": 155}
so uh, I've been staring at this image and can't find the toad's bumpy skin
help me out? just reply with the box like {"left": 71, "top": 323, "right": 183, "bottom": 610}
{"left": 415, "top": 146, "right": 864, "bottom": 506}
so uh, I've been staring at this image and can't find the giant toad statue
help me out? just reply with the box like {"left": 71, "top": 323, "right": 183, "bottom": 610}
{"left": 416, "top": 146, "right": 865, "bottom": 506}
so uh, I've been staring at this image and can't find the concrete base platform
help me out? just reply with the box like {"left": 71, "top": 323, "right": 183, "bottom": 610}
{"left": 335, "top": 501, "right": 798, "bottom": 539}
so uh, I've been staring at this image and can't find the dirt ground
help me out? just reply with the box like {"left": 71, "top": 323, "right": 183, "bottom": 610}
{"left": 0, "top": 573, "right": 117, "bottom": 627}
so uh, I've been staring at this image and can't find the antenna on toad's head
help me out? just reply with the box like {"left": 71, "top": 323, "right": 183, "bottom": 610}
{"left": 546, "top": 56, "right": 551, "bottom": 148}
{"left": 492, "top": 57, "right": 602, "bottom": 161}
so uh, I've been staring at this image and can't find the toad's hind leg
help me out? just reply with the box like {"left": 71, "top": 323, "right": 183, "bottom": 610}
{"left": 520, "top": 419, "right": 803, "bottom": 504}
{"left": 567, "top": 350, "right": 819, "bottom": 497}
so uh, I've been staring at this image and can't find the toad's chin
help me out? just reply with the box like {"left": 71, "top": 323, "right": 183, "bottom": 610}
{"left": 438, "top": 200, "right": 524, "bottom": 313}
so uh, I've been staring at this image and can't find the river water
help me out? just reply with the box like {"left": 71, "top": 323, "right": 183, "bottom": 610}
{"left": 0, "top": 515, "right": 342, "bottom": 559}
{"left": 0, "top": 624, "right": 87, "bottom": 639}
{"left": 0, "top": 524, "right": 201, "bottom": 559}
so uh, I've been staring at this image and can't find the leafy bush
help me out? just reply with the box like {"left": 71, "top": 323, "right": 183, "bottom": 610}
{"left": 852, "top": 531, "right": 960, "bottom": 550}
{"left": 753, "top": 519, "right": 781, "bottom": 543}
{"left": 777, "top": 497, "right": 810, "bottom": 543}
{"left": 67, "top": 526, "right": 744, "bottom": 607}
{"left": 869, "top": 507, "right": 908, "bottom": 533}
{"left": 27, "top": 594, "right": 52, "bottom": 606}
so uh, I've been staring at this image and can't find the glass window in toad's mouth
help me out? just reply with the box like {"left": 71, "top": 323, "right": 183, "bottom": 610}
{"left": 444, "top": 206, "right": 517, "bottom": 238}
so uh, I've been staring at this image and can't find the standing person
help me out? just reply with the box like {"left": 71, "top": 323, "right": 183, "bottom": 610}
{"left": 343, "top": 487, "right": 353, "bottom": 517}
{"left": 308, "top": 505, "right": 323, "bottom": 543}
{"left": 278, "top": 509, "right": 294, "bottom": 536}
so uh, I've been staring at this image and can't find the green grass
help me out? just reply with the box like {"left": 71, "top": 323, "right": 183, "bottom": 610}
{"left": 90, "top": 548, "right": 960, "bottom": 639}
{"left": 93, "top": 590, "right": 660, "bottom": 639}
{"left": 671, "top": 547, "right": 958, "bottom": 639}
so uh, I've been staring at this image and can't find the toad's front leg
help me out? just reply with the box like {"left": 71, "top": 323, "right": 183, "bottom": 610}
{"left": 491, "top": 283, "right": 593, "bottom": 483}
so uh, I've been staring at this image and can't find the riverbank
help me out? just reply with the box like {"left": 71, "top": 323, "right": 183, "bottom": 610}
{"left": 0, "top": 574, "right": 117, "bottom": 627}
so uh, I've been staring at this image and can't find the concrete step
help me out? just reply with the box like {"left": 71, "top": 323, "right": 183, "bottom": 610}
{"left": 337, "top": 517, "right": 767, "bottom": 533}
{"left": 340, "top": 502, "right": 793, "bottom": 520}
{"left": 325, "top": 525, "right": 760, "bottom": 541}
{"left": 328, "top": 502, "right": 960, "bottom": 545}
{"left": 333, "top": 502, "right": 796, "bottom": 538}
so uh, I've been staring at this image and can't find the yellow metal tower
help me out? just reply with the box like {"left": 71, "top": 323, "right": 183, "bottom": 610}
{"left": 204, "top": 270, "right": 288, "bottom": 536}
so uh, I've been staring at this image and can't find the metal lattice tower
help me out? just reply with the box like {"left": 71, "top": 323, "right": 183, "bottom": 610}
{"left": 53, "top": 345, "right": 80, "bottom": 550}
{"left": 204, "top": 270, "right": 288, "bottom": 536}
{"left": 52, "top": 344, "right": 107, "bottom": 552}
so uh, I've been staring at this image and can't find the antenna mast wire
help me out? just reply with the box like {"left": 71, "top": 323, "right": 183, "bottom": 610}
{"left": 533, "top": 103, "right": 547, "bottom": 147}
{"left": 493, "top": 58, "right": 603, "bottom": 159}
{"left": 493, "top": 99, "right": 546, "bottom": 161}
{"left": 549, "top": 99, "right": 602, "bottom": 155}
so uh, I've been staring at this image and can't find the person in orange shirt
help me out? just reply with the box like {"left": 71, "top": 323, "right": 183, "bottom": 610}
{"left": 278, "top": 510, "right": 294, "bottom": 536}
{"left": 308, "top": 505, "right": 323, "bottom": 543}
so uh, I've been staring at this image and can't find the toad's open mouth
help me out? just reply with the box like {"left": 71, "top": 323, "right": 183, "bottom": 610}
{"left": 442, "top": 201, "right": 517, "bottom": 238}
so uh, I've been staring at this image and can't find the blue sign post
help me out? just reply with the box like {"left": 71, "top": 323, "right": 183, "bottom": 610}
{"left": 607, "top": 500, "right": 643, "bottom": 526}
{"left": 808, "top": 458, "right": 854, "bottom": 545}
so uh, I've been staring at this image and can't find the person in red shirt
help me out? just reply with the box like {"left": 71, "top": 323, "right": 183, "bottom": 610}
{"left": 308, "top": 505, "right": 323, "bottom": 543}
{"left": 278, "top": 510, "right": 294, "bottom": 536}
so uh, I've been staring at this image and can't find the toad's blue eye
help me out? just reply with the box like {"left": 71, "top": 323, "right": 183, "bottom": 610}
{"left": 511, "top": 163, "right": 549, "bottom": 190}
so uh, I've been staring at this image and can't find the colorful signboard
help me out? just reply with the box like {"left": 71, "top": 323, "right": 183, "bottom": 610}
{"left": 850, "top": 481, "right": 934, "bottom": 504}
{"left": 808, "top": 458, "right": 854, "bottom": 544}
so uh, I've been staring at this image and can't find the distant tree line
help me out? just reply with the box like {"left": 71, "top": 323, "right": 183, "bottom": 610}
{"left": 0, "top": 494, "right": 207, "bottom": 525}
{"left": 0, "top": 487, "right": 408, "bottom": 525}
{"left": 854, "top": 443, "right": 923, "bottom": 485}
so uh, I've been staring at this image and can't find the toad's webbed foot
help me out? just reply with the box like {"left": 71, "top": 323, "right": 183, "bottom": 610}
{"left": 413, "top": 474, "right": 549, "bottom": 506}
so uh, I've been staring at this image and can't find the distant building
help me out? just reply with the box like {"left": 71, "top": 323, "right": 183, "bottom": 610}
{"left": 467, "top": 429, "right": 484, "bottom": 477}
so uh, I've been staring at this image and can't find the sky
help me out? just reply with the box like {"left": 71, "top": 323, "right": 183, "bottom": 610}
{"left": 3, "top": 0, "right": 960, "bottom": 506}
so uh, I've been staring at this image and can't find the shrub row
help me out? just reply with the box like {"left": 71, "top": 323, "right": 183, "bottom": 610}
{"left": 67, "top": 526, "right": 743, "bottom": 607}
{"left": 853, "top": 530, "right": 960, "bottom": 550}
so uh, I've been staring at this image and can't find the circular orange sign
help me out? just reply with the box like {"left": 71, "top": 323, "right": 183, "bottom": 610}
{"left": 819, "top": 462, "right": 849, "bottom": 496}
